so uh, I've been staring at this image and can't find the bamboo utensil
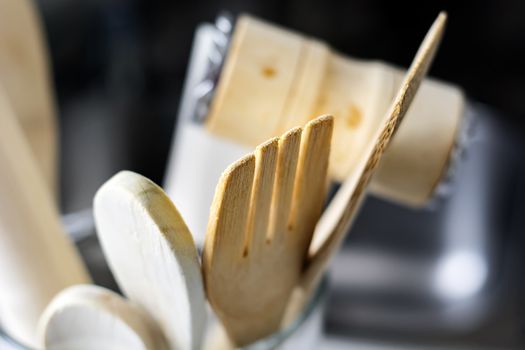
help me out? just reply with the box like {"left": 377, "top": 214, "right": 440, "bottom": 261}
{"left": 94, "top": 171, "right": 206, "bottom": 350}
{"left": 0, "top": 88, "right": 90, "bottom": 348}
{"left": 285, "top": 12, "right": 448, "bottom": 321}
{"left": 0, "top": 0, "right": 58, "bottom": 193}
{"left": 162, "top": 12, "right": 463, "bottom": 248}
{"left": 204, "top": 14, "right": 463, "bottom": 206}
{"left": 38, "top": 285, "right": 168, "bottom": 350}
{"left": 203, "top": 116, "right": 333, "bottom": 346}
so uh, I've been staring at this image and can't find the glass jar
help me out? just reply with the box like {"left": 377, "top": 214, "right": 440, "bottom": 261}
{"left": 0, "top": 214, "right": 328, "bottom": 350}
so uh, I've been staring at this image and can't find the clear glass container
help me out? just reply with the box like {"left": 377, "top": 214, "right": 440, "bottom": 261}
{"left": 0, "top": 214, "right": 328, "bottom": 350}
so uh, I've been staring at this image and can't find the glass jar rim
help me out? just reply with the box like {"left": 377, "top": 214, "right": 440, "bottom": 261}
{"left": 0, "top": 279, "right": 327, "bottom": 350}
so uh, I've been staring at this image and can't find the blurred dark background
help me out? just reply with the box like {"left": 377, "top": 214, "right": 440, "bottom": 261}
{"left": 31, "top": 0, "right": 525, "bottom": 211}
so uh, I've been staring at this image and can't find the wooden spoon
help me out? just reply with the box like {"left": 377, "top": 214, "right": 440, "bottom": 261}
{"left": 285, "top": 11, "right": 448, "bottom": 320}
{"left": 203, "top": 116, "right": 333, "bottom": 346}
{"left": 0, "top": 88, "right": 90, "bottom": 348}
{"left": 0, "top": 0, "right": 58, "bottom": 193}
{"left": 94, "top": 171, "right": 206, "bottom": 350}
{"left": 38, "top": 284, "right": 168, "bottom": 350}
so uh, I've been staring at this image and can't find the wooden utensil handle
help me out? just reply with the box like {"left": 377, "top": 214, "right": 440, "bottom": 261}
{"left": 0, "top": 0, "right": 58, "bottom": 194}
{"left": 207, "top": 15, "right": 464, "bottom": 206}
{"left": 0, "top": 90, "right": 90, "bottom": 348}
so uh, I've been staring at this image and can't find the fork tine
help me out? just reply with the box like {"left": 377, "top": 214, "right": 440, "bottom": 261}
{"left": 245, "top": 138, "right": 279, "bottom": 257}
{"left": 204, "top": 154, "right": 256, "bottom": 264}
{"left": 288, "top": 115, "right": 333, "bottom": 255}
{"left": 268, "top": 127, "right": 302, "bottom": 244}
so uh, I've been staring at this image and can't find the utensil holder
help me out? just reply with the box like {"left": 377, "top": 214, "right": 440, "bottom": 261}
{"left": 0, "top": 213, "right": 328, "bottom": 350}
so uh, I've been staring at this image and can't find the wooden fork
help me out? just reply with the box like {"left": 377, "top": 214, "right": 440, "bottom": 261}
{"left": 203, "top": 115, "right": 333, "bottom": 346}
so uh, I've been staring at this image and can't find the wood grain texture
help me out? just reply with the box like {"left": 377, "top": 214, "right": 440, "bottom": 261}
{"left": 289, "top": 116, "right": 333, "bottom": 260}
{"left": 245, "top": 138, "right": 279, "bottom": 256}
{"left": 38, "top": 285, "right": 168, "bottom": 350}
{"left": 268, "top": 127, "right": 301, "bottom": 243}
{"left": 205, "top": 13, "right": 463, "bottom": 206}
{"left": 293, "top": 12, "right": 448, "bottom": 316}
{"left": 0, "top": 0, "right": 58, "bottom": 193}
{"left": 0, "top": 89, "right": 90, "bottom": 348}
{"left": 94, "top": 171, "right": 206, "bottom": 350}
{"left": 206, "top": 15, "right": 305, "bottom": 146}
{"left": 203, "top": 116, "right": 333, "bottom": 346}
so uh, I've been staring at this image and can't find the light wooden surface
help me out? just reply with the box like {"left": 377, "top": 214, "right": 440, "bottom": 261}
{"left": 0, "top": 89, "right": 90, "bottom": 348}
{"left": 292, "top": 12, "right": 448, "bottom": 317}
{"left": 0, "top": 0, "right": 58, "bottom": 194}
{"left": 206, "top": 16, "right": 305, "bottom": 146}
{"left": 206, "top": 13, "right": 464, "bottom": 206}
{"left": 94, "top": 171, "right": 206, "bottom": 350}
{"left": 38, "top": 285, "right": 168, "bottom": 350}
{"left": 203, "top": 116, "right": 333, "bottom": 346}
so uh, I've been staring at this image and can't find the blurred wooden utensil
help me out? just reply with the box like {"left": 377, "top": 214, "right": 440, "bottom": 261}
{"left": 203, "top": 116, "right": 333, "bottom": 346}
{"left": 0, "top": 0, "right": 58, "bottom": 193}
{"left": 94, "top": 171, "right": 206, "bottom": 350}
{"left": 0, "top": 88, "right": 90, "bottom": 348}
{"left": 205, "top": 13, "right": 463, "bottom": 207}
{"left": 285, "top": 12, "right": 448, "bottom": 322}
{"left": 38, "top": 284, "right": 168, "bottom": 350}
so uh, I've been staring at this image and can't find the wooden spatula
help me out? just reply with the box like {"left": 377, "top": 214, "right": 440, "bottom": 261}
{"left": 286, "top": 12, "right": 448, "bottom": 320}
{"left": 38, "top": 285, "right": 168, "bottom": 350}
{"left": 0, "top": 88, "right": 90, "bottom": 348}
{"left": 94, "top": 171, "right": 206, "bottom": 350}
{"left": 0, "top": 0, "right": 58, "bottom": 193}
{"left": 203, "top": 115, "right": 333, "bottom": 346}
